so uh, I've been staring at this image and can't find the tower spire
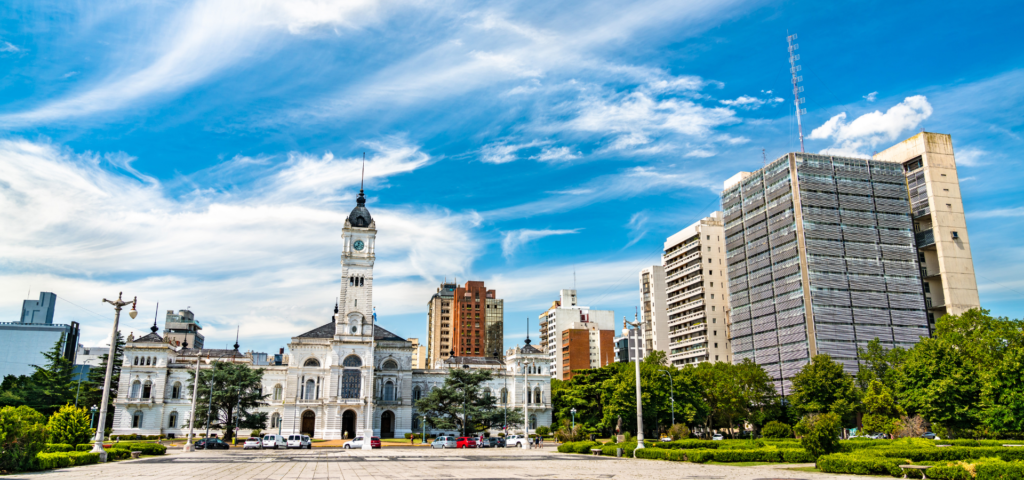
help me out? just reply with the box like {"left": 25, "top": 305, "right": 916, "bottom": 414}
{"left": 360, "top": 152, "right": 365, "bottom": 192}
{"left": 525, "top": 317, "right": 531, "bottom": 345}
{"left": 151, "top": 301, "right": 159, "bottom": 334}
{"left": 233, "top": 326, "right": 240, "bottom": 350}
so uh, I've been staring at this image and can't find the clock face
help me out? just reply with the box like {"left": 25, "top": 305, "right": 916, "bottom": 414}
{"left": 353, "top": 240, "right": 365, "bottom": 251}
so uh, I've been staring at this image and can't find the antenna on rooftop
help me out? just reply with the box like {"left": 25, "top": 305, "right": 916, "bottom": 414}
{"left": 787, "top": 32, "right": 806, "bottom": 153}
{"left": 762, "top": 148, "right": 767, "bottom": 168}
{"left": 361, "top": 152, "right": 366, "bottom": 191}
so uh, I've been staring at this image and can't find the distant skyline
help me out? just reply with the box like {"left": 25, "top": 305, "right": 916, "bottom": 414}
{"left": 2, "top": 0, "right": 1022, "bottom": 355}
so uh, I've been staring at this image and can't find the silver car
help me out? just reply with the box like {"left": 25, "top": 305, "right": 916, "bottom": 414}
{"left": 431, "top": 436, "right": 457, "bottom": 449}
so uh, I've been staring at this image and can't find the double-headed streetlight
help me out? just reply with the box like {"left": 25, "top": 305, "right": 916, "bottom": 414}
{"left": 626, "top": 314, "right": 645, "bottom": 450}
{"left": 91, "top": 293, "right": 137, "bottom": 462}
{"left": 89, "top": 405, "right": 98, "bottom": 429}
{"left": 570, "top": 408, "right": 577, "bottom": 430}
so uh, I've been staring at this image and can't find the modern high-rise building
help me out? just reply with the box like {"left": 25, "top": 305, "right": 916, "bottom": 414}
{"left": 409, "top": 338, "right": 426, "bottom": 369}
{"left": 425, "top": 280, "right": 502, "bottom": 366}
{"left": 0, "top": 292, "right": 79, "bottom": 378}
{"left": 638, "top": 265, "right": 669, "bottom": 356}
{"left": 652, "top": 212, "right": 733, "bottom": 367}
{"left": 873, "top": 132, "right": 981, "bottom": 328}
{"left": 723, "top": 152, "right": 931, "bottom": 392}
{"left": 163, "top": 309, "right": 204, "bottom": 349}
{"left": 538, "top": 289, "right": 616, "bottom": 380}
{"left": 613, "top": 320, "right": 641, "bottom": 363}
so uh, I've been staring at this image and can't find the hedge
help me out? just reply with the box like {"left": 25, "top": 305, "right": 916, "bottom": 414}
{"left": 43, "top": 443, "right": 75, "bottom": 453}
{"left": 818, "top": 453, "right": 910, "bottom": 477}
{"left": 633, "top": 447, "right": 814, "bottom": 464}
{"left": 651, "top": 439, "right": 719, "bottom": 450}
{"left": 976, "top": 461, "right": 1024, "bottom": 480}
{"left": 35, "top": 451, "right": 100, "bottom": 470}
{"left": 557, "top": 441, "right": 601, "bottom": 454}
{"left": 109, "top": 435, "right": 163, "bottom": 441}
{"left": 877, "top": 447, "right": 1024, "bottom": 463}
{"left": 926, "top": 465, "right": 973, "bottom": 480}
{"left": 114, "top": 443, "right": 167, "bottom": 455}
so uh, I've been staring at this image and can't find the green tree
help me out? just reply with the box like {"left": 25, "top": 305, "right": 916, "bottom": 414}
{"left": 189, "top": 361, "right": 268, "bottom": 442}
{"left": 981, "top": 345, "right": 1024, "bottom": 433}
{"left": 692, "top": 361, "right": 742, "bottom": 436}
{"left": 46, "top": 404, "right": 93, "bottom": 445}
{"left": 790, "top": 354, "right": 858, "bottom": 417}
{"left": 78, "top": 331, "right": 125, "bottom": 431}
{"left": 855, "top": 338, "right": 907, "bottom": 392}
{"left": 0, "top": 374, "right": 31, "bottom": 407}
{"left": 795, "top": 412, "right": 842, "bottom": 460}
{"left": 0, "top": 405, "right": 47, "bottom": 473}
{"left": 601, "top": 351, "right": 705, "bottom": 438}
{"left": 734, "top": 359, "right": 779, "bottom": 434}
{"left": 25, "top": 333, "right": 77, "bottom": 416}
{"left": 861, "top": 380, "right": 904, "bottom": 436}
{"left": 552, "top": 362, "right": 625, "bottom": 434}
{"left": 414, "top": 368, "right": 522, "bottom": 435}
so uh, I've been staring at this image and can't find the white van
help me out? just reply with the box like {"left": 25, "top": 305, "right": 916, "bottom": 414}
{"left": 287, "top": 434, "right": 312, "bottom": 449}
{"left": 262, "top": 434, "right": 286, "bottom": 449}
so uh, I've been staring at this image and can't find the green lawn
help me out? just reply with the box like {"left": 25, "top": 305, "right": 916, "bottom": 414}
{"left": 706, "top": 461, "right": 790, "bottom": 467}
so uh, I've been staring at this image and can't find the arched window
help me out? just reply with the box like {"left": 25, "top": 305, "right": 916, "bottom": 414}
{"left": 534, "top": 387, "right": 541, "bottom": 404}
{"left": 168, "top": 411, "right": 178, "bottom": 428}
{"left": 273, "top": 384, "right": 283, "bottom": 401}
{"left": 529, "top": 414, "right": 537, "bottom": 429}
{"left": 271, "top": 413, "right": 280, "bottom": 428}
{"left": 383, "top": 381, "right": 395, "bottom": 401}
{"left": 146, "top": 357, "right": 151, "bottom": 366}
{"left": 413, "top": 386, "right": 422, "bottom": 401}
{"left": 304, "top": 379, "right": 316, "bottom": 400}
{"left": 382, "top": 359, "right": 398, "bottom": 370}
{"left": 343, "top": 355, "right": 362, "bottom": 367}
{"left": 483, "top": 387, "right": 491, "bottom": 399}
{"left": 130, "top": 380, "right": 141, "bottom": 398}
{"left": 341, "top": 370, "right": 360, "bottom": 398}
{"left": 171, "top": 382, "right": 181, "bottom": 399}
{"left": 132, "top": 411, "right": 143, "bottom": 428}
{"left": 133, "top": 357, "right": 139, "bottom": 366}
{"left": 500, "top": 388, "right": 508, "bottom": 404}
{"left": 142, "top": 380, "right": 153, "bottom": 399}
{"left": 304, "top": 358, "right": 320, "bottom": 367}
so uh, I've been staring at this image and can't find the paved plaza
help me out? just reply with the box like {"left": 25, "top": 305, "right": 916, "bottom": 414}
{"left": 15, "top": 446, "right": 865, "bottom": 480}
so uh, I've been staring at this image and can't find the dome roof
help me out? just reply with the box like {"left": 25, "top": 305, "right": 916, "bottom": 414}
{"left": 348, "top": 190, "right": 372, "bottom": 228}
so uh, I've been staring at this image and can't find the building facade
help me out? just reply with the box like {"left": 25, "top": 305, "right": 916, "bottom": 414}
{"left": 163, "top": 309, "right": 204, "bottom": 349}
{"left": 409, "top": 338, "right": 426, "bottom": 369}
{"left": 538, "top": 289, "right": 615, "bottom": 380}
{"left": 873, "top": 132, "right": 981, "bottom": 328}
{"left": 112, "top": 189, "right": 550, "bottom": 439}
{"left": 655, "top": 212, "right": 732, "bottom": 366}
{"left": 0, "top": 292, "right": 79, "bottom": 378}
{"left": 723, "top": 152, "right": 930, "bottom": 393}
{"left": 638, "top": 265, "right": 669, "bottom": 356}
{"left": 425, "top": 282, "right": 455, "bottom": 367}
{"left": 21, "top": 292, "right": 56, "bottom": 324}
{"left": 426, "top": 281, "right": 503, "bottom": 366}
{"left": 613, "top": 321, "right": 641, "bottom": 363}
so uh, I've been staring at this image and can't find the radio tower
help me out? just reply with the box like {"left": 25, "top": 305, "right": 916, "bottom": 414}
{"left": 787, "top": 33, "right": 806, "bottom": 153}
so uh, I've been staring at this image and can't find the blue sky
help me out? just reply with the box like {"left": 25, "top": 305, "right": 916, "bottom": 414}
{"left": 1, "top": 0, "right": 1022, "bottom": 355}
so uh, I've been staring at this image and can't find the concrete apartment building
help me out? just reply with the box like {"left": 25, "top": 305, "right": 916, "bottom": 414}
{"left": 409, "top": 338, "right": 426, "bottom": 369}
{"left": 641, "top": 213, "right": 732, "bottom": 367}
{"left": 163, "top": 309, "right": 204, "bottom": 349}
{"left": 613, "top": 320, "right": 641, "bottom": 363}
{"left": 538, "top": 289, "right": 615, "bottom": 380}
{"left": 425, "top": 280, "right": 503, "bottom": 367}
{"left": 873, "top": 132, "right": 980, "bottom": 329}
{"left": 722, "top": 150, "right": 934, "bottom": 392}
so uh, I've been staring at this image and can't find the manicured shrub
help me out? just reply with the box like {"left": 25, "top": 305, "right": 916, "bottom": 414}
{"left": 762, "top": 421, "right": 793, "bottom": 439}
{"left": 797, "top": 413, "right": 842, "bottom": 459}
{"left": 927, "top": 465, "right": 972, "bottom": 480}
{"left": 817, "top": 453, "right": 908, "bottom": 476}
{"left": 117, "top": 443, "right": 167, "bottom": 455}
{"left": 43, "top": 444, "right": 75, "bottom": 453}
{"left": 46, "top": 405, "right": 93, "bottom": 446}
{"left": 35, "top": 451, "right": 100, "bottom": 470}
{"left": 0, "top": 405, "right": 47, "bottom": 473}
{"left": 667, "top": 424, "right": 691, "bottom": 440}
{"left": 976, "top": 460, "right": 1024, "bottom": 480}
{"left": 652, "top": 439, "right": 718, "bottom": 450}
{"left": 535, "top": 426, "right": 551, "bottom": 436}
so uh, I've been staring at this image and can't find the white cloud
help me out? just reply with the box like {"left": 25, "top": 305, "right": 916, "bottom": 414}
{"left": 480, "top": 140, "right": 549, "bottom": 164}
{"left": 718, "top": 95, "right": 783, "bottom": 110}
{"left": 500, "top": 228, "right": 580, "bottom": 259}
{"left": 0, "top": 138, "right": 479, "bottom": 347}
{"left": 532, "top": 146, "right": 581, "bottom": 163}
{"left": 809, "top": 95, "right": 933, "bottom": 156}
{"left": 956, "top": 147, "right": 987, "bottom": 167}
{"left": 0, "top": 0, "right": 391, "bottom": 124}
{"left": 863, "top": 91, "right": 878, "bottom": 102}
{"left": 624, "top": 211, "right": 648, "bottom": 248}
{"left": 1, "top": 41, "right": 21, "bottom": 53}
{"left": 969, "top": 207, "right": 1024, "bottom": 219}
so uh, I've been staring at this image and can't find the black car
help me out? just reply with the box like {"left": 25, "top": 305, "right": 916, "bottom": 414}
{"left": 485, "top": 437, "right": 505, "bottom": 448}
{"left": 196, "top": 438, "right": 230, "bottom": 450}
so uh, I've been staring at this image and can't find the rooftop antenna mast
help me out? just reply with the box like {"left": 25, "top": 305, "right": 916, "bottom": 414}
{"left": 787, "top": 33, "right": 806, "bottom": 153}
{"left": 360, "top": 152, "right": 365, "bottom": 191}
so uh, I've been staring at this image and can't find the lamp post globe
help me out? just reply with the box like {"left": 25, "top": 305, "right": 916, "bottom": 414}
{"left": 570, "top": 408, "right": 577, "bottom": 430}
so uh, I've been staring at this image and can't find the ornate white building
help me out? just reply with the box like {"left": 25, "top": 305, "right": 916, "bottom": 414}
{"left": 112, "top": 188, "right": 552, "bottom": 439}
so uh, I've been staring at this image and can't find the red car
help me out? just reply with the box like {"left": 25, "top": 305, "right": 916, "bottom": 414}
{"left": 456, "top": 437, "right": 477, "bottom": 448}
{"left": 370, "top": 437, "right": 381, "bottom": 448}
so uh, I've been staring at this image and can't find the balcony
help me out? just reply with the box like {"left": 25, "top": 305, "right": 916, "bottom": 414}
{"left": 915, "top": 229, "right": 935, "bottom": 249}
{"left": 664, "top": 240, "right": 701, "bottom": 261}
{"left": 665, "top": 250, "right": 701, "bottom": 271}
{"left": 671, "top": 335, "right": 707, "bottom": 348}
{"left": 667, "top": 276, "right": 702, "bottom": 295}
{"left": 375, "top": 397, "right": 403, "bottom": 406}
{"left": 667, "top": 298, "right": 704, "bottom": 316}
{"left": 668, "top": 310, "right": 706, "bottom": 327}
{"left": 669, "top": 321, "right": 707, "bottom": 337}
{"left": 668, "top": 286, "right": 703, "bottom": 304}
{"left": 666, "top": 262, "right": 702, "bottom": 282}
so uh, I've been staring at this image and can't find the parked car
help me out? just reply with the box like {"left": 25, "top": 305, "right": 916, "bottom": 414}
{"left": 262, "top": 434, "right": 286, "bottom": 449}
{"left": 343, "top": 436, "right": 382, "bottom": 449}
{"left": 287, "top": 434, "right": 312, "bottom": 449}
{"left": 243, "top": 437, "right": 263, "bottom": 449}
{"left": 922, "top": 432, "right": 939, "bottom": 440}
{"left": 456, "top": 437, "right": 477, "bottom": 448}
{"left": 483, "top": 437, "right": 505, "bottom": 448}
{"left": 505, "top": 435, "right": 526, "bottom": 447}
{"left": 659, "top": 436, "right": 672, "bottom": 442}
{"left": 196, "top": 438, "right": 230, "bottom": 450}
{"left": 431, "top": 436, "right": 457, "bottom": 449}
{"left": 712, "top": 434, "right": 724, "bottom": 441}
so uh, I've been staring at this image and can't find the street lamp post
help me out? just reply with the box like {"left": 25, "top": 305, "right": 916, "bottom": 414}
{"left": 521, "top": 359, "right": 533, "bottom": 450}
{"left": 421, "top": 414, "right": 427, "bottom": 444}
{"left": 183, "top": 351, "right": 203, "bottom": 452}
{"left": 89, "top": 405, "right": 97, "bottom": 429}
{"left": 570, "top": 408, "right": 577, "bottom": 430}
{"left": 659, "top": 370, "right": 675, "bottom": 427}
{"left": 627, "top": 315, "right": 645, "bottom": 450}
{"left": 91, "top": 293, "right": 137, "bottom": 462}
{"left": 205, "top": 369, "right": 215, "bottom": 440}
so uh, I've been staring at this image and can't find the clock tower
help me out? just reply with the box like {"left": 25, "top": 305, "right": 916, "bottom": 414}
{"left": 336, "top": 187, "right": 376, "bottom": 340}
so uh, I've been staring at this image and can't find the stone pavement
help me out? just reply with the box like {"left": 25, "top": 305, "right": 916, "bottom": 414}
{"left": 13, "top": 446, "right": 862, "bottom": 480}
